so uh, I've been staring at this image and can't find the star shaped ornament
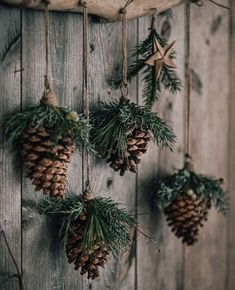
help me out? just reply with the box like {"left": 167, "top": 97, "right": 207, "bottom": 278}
{"left": 145, "top": 39, "right": 177, "bottom": 80}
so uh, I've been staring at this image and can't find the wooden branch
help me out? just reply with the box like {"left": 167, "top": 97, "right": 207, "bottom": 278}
{"left": 0, "top": 0, "right": 183, "bottom": 21}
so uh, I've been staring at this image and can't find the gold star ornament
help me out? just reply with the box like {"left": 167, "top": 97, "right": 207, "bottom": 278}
{"left": 145, "top": 39, "right": 177, "bottom": 79}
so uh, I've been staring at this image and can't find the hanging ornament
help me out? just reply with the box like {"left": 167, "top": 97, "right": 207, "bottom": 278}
{"left": 4, "top": 1, "right": 92, "bottom": 198}
{"left": 154, "top": 155, "right": 228, "bottom": 245}
{"left": 37, "top": 192, "right": 136, "bottom": 279}
{"left": 91, "top": 6, "right": 176, "bottom": 176}
{"left": 153, "top": 2, "right": 228, "bottom": 245}
{"left": 36, "top": 2, "right": 137, "bottom": 280}
{"left": 110, "top": 12, "right": 181, "bottom": 107}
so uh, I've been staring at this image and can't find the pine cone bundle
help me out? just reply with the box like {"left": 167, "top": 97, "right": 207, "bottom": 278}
{"left": 164, "top": 190, "right": 211, "bottom": 245}
{"left": 107, "top": 128, "right": 151, "bottom": 176}
{"left": 20, "top": 123, "right": 75, "bottom": 198}
{"left": 65, "top": 213, "right": 110, "bottom": 279}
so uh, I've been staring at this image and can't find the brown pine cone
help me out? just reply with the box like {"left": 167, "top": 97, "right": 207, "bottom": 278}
{"left": 164, "top": 189, "right": 211, "bottom": 245}
{"left": 65, "top": 213, "right": 110, "bottom": 279}
{"left": 107, "top": 128, "right": 151, "bottom": 176}
{"left": 20, "top": 123, "right": 76, "bottom": 198}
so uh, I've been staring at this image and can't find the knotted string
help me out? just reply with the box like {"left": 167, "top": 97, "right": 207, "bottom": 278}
{"left": 185, "top": 0, "right": 194, "bottom": 171}
{"left": 119, "top": 0, "right": 135, "bottom": 101}
{"left": 79, "top": 1, "right": 91, "bottom": 197}
{"left": 41, "top": 0, "right": 58, "bottom": 106}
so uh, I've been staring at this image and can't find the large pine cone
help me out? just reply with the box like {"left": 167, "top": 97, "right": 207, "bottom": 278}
{"left": 66, "top": 213, "right": 110, "bottom": 279}
{"left": 164, "top": 190, "right": 211, "bottom": 245}
{"left": 20, "top": 123, "right": 75, "bottom": 198}
{"left": 107, "top": 128, "right": 151, "bottom": 176}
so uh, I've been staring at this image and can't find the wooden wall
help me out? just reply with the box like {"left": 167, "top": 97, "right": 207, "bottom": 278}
{"left": 0, "top": 1, "right": 233, "bottom": 289}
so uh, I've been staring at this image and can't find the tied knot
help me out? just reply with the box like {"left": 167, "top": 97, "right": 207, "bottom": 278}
{"left": 184, "top": 154, "right": 194, "bottom": 172}
{"left": 83, "top": 189, "right": 93, "bottom": 201}
{"left": 40, "top": 76, "right": 58, "bottom": 106}
{"left": 40, "top": 91, "right": 58, "bottom": 106}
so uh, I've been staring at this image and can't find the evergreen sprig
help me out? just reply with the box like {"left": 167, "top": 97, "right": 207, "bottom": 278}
{"left": 110, "top": 29, "right": 182, "bottom": 107}
{"left": 37, "top": 195, "right": 136, "bottom": 255}
{"left": 90, "top": 99, "right": 176, "bottom": 157}
{"left": 154, "top": 168, "right": 229, "bottom": 214}
{"left": 4, "top": 104, "right": 94, "bottom": 153}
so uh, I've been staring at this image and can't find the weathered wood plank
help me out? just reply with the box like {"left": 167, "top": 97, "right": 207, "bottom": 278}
{"left": 137, "top": 5, "right": 185, "bottom": 290}
{"left": 0, "top": 5, "right": 22, "bottom": 290}
{"left": 0, "top": 0, "right": 183, "bottom": 22}
{"left": 83, "top": 17, "right": 138, "bottom": 290}
{"left": 21, "top": 10, "right": 85, "bottom": 290}
{"left": 184, "top": 2, "right": 229, "bottom": 290}
{"left": 228, "top": 1, "right": 235, "bottom": 289}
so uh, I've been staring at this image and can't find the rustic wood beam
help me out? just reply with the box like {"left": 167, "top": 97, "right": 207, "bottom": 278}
{"left": 0, "top": 0, "right": 183, "bottom": 21}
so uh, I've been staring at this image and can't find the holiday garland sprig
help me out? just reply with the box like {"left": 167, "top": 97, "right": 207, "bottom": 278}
{"left": 154, "top": 159, "right": 228, "bottom": 245}
{"left": 37, "top": 193, "right": 136, "bottom": 279}
{"left": 4, "top": 104, "right": 92, "bottom": 152}
{"left": 110, "top": 27, "right": 182, "bottom": 107}
{"left": 37, "top": 194, "right": 136, "bottom": 253}
{"left": 90, "top": 98, "right": 176, "bottom": 175}
{"left": 4, "top": 87, "right": 94, "bottom": 198}
{"left": 154, "top": 168, "right": 228, "bottom": 213}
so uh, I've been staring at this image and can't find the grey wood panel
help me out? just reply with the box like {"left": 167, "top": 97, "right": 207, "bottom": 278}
{"left": 0, "top": 5, "right": 22, "bottom": 290}
{"left": 228, "top": 0, "right": 235, "bottom": 289}
{"left": 184, "top": 2, "right": 230, "bottom": 290}
{"left": 83, "top": 17, "right": 138, "bottom": 290}
{"left": 21, "top": 10, "right": 84, "bottom": 290}
{"left": 136, "top": 5, "right": 186, "bottom": 290}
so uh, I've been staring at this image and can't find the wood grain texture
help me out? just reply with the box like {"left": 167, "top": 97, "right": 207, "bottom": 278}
{"left": 83, "top": 17, "right": 138, "bottom": 290}
{"left": 228, "top": 0, "right": 235, "bottom": 289}
{"left": 136, "top": 5, "right": 185, "bottom": 290}
{"left": 0, "top": 0, "right": 183, "bottom": 22}
{"left": 0, "top": 2, "right": 233, "bottom": 290}
{"left": 184, "top": 2, "right": 230, "bottom": 290}
{"left": 0, "top": 5, "right": 22, "bottom": 290}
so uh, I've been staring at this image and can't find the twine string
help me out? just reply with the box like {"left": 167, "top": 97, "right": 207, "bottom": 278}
{"left": 43, "top": 0, "right": 51, "bottom": 92}
{"left": 119, "top": 0, "right": 135, "bottom": 100}
{"left": 185, "top": 0, "right": 191, "bottom": 157}
{"left": 79, "top": 1, "right": 91, "bottom": 195}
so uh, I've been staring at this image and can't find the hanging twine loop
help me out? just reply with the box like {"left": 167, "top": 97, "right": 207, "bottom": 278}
{"left": 119, "top": 0, "right": 135, "bottom": 103}
{"left": 150, "top": 8, "right": 157, "bottom": 30}
{"left": 185, "top": 0, "right": 191, "bottom": 160}
{"left": 79, "top": 0, "right": 92, "bottom": 199}
{"left": 184, "top": 153, "right": 195, "bottom": 172}
{"left": 40, "top": 0, "right": 58, "bottom": 107}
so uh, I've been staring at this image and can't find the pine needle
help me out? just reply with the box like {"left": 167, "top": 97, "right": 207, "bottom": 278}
{"left": 37, "top": 195, "right": 136, "bottom": 255}
{"left": 109, "top": 29, "right": 182, "bottom": 107}
{"left": 154, "top": 168, "right": 229, "bottom": 213}
{"left": 4, "top": 104, "right": 94, "bottom": 153}
{"left": 90, "top": 99, "right": 176, "bottom": 157}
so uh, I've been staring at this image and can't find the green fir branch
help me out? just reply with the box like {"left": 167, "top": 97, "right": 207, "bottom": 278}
{"left": 90, "top": 99, "right": 176, "bottom": 157}
{"left": 4, "top": 104, "right": 94, "bottom": 153}
{"left": 154, "top": 168, "right": 229, "bottom": 214}
{"left": 109, "top": 29, "right": 182, "bottom": 107}
{"left": 37, "top": 195, "right": 136, "bottom": 255}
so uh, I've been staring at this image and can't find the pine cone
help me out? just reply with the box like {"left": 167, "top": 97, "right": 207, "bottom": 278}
{"left": 107, "top": 128, "right": 151, "bottom": 176}
{"left": 164, "top": 190, "right": 211, "bottom": 245}
{"left": 65, "top": 213, "right": 110, "bottom": 279}
{"left": 20, "top": 123, "right": 75, "bottom": 198}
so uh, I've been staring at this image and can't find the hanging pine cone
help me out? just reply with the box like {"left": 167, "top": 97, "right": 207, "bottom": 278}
{"left": 154, "top": 156, "right": 228, "bottom": 246}
{"left": 37, "top": 194, "right": 137, "bottom": 279}
{"left": 91, "top": 98, "right": 175, "bottom": 176}
{"left": 107, "top": 127, "right": 151, "bottom": 176}
{"left": 65, "top": 212, "right": 110, "bottom": 279}
{"left": 21, "top": 123, "right": 75, "bottom": 198}
{"left": 4, "top": 84, "right": 92, "bottom": 198}
{"left": 164, "top": 189, "right": 211, "bottom": 245}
